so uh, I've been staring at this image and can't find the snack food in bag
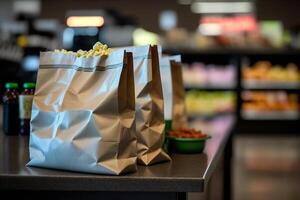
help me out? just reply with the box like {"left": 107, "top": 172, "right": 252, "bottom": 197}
{"left": 28, "top": 43, "right": 137, "bottom": 175}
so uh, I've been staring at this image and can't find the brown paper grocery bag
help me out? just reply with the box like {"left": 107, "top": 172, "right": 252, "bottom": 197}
{"left": 170, "top": 55, "right": 188, "bottom": 129}
{"left": 119, "top": 45, "right": 171, "bottom": 165}
{"left": 28, "top": 50, "right": 137, "bottom": 175}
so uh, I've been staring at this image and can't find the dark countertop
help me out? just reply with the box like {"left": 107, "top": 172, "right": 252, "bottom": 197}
{"left": 0, "top": 119, "right": 234, "bottom": 192}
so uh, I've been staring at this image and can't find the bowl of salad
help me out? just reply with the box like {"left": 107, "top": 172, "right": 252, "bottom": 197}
{"left": 167, "top": 128, "right": 211, "bottom": 154}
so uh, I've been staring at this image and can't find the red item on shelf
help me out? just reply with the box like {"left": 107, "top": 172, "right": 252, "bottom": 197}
{"left": 168, "top": 128, "right": 208, "bottom": 139}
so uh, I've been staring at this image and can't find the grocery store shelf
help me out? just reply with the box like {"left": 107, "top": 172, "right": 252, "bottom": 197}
{"left": 241, "top": 110, "right": 299, "bottom": 120}
{"left": 242, "top": 80, "right": 300, "bottom": 90}
{"left": 185, "top": 85, "right": 236, "bottom": 91}
{"left": 164, "top": 47, "right": 300, "bottom": 56}
{"left": 235, "top": 120, "right": 300, "bottom": 134}
{"left": 188, "top": 112, "right": 235, "bottom": 119}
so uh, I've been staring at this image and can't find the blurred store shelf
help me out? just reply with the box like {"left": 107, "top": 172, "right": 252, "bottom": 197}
{"left": 242, "top": 80, "right": 300, "bottom": 90}
{"left": 182, "top": 62, "right": 236, "bottom": 90}
{"left": 164, "top": 47, "right": 300, "bottom": 56}
{"left": 185, "top": 85, "right": 236, "bottom": 91}
{"left": 241, "top": 110, "right": 299, "bottom": 120}
{"left": 189, "top": 114, "right": 235, "bottom": 136}
{"left": 188, "top": 112, "right": 235, "bottom": 120}
{"left": 186, "top": 91, "right": 236, "bottom": 116}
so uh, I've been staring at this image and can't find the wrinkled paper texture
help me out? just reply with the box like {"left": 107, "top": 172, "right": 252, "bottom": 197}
{"left": 170, "top": 55, "right": 188, "bottom": 129}
{"left": 120, "top": 45, "right": 171, "bottom": 165}
{"left": 28, "top": 50, "right": 137, "bottom": 175}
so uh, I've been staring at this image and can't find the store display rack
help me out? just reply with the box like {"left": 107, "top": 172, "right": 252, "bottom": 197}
{"left": 242, "top": 80, "right": 300, "bottom": 90}
{"left": 187, "top": 112, "right": 235, "bottom": 120}
{"left": 185, "top": 86, "right": 235, "bottom": 91}
{"left": 164, "top": 48, "right": 300, "bottom": 134}
{"left": 241, "top": 110, "right": 299, "bottom": 120}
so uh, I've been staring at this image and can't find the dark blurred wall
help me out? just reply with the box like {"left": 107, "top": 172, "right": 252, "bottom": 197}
{"left": 40, "top": 0, "right": 300, "bottom": 32}
{"left": 256, "top": 0, "right": 300, "bottom": 28}
{"left": 0, "top": 0, "right": 298, "bottom": 33}
{"left": 0, "top": 0, "right": 13, "bottom": 20}
{"left": 40, "top": 0, "right": 199, "bottom": 32}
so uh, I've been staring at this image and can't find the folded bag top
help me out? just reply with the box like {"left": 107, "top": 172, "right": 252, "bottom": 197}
{"left": 28, "top": 48, "right": 137, "bottom": 175}
{"left": 40, "top": 48, "right": 125, "bottom": 69}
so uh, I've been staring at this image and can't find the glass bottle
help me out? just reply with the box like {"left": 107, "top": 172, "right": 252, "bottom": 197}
{"left": 3, "top": 82, "right": 19, "bottom": 135}
{"left": 19, "top": 82, "right": 35, "bottom": 136}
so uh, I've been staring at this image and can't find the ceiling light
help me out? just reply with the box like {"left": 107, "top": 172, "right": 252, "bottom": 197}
{"left": 66, "top": 16, "right": 104, "bottom": 27}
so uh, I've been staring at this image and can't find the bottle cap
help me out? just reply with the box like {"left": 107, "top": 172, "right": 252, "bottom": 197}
{"left": 5, "top": 82, "right": 18, "bottom": 89}
{"left": 23, "top": 83, "right": 36, "bottom": 89}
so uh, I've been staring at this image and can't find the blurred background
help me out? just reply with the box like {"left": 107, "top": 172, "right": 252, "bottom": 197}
{"left": 0, "top": 0, "right": 300, "bottom": 199}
